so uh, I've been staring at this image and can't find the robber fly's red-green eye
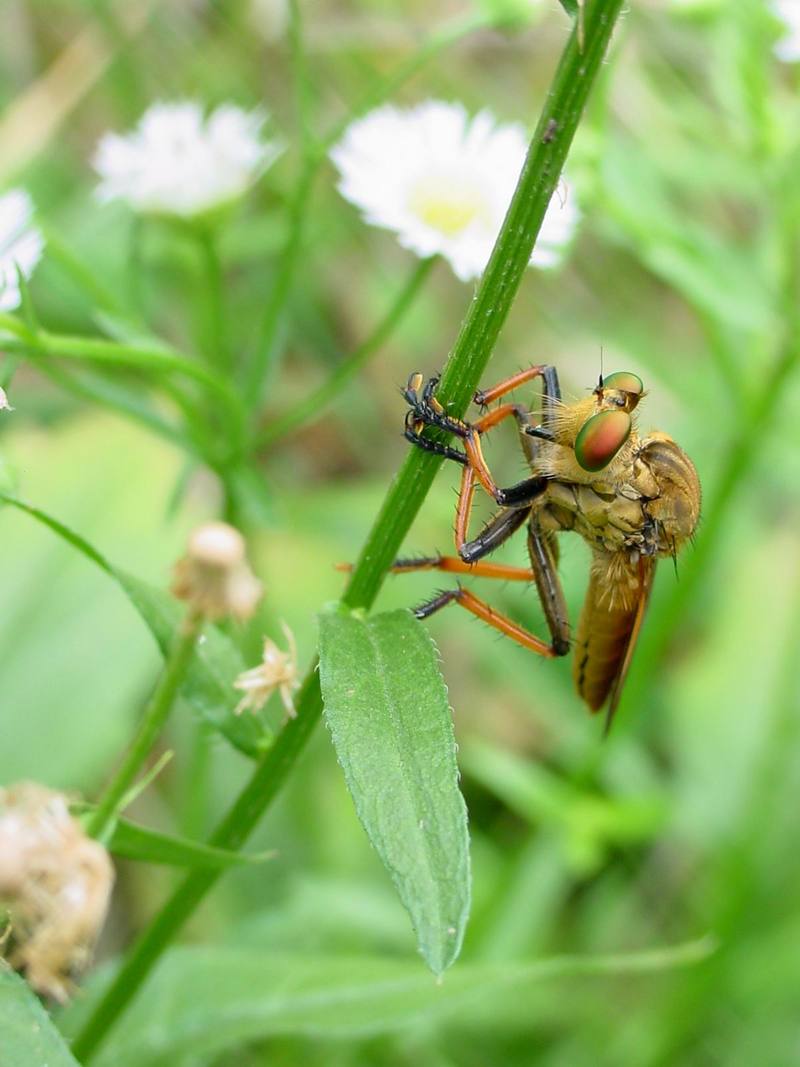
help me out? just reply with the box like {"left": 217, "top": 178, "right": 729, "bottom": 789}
{"left": 575, "top": 410, "right": 632, "bottom": 472}
{"left": 602, "top": 371, "right": 643, "bottom": 396}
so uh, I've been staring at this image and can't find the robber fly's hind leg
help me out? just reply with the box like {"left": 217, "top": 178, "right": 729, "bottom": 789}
{"left": 409, "top": 517, "right": 570, "bottom": 660}
{"left": 413, "top": 585, "right": 566, "bottom": 659}
{"left": 527, "top": 521, "right": 570, "bottom": 656}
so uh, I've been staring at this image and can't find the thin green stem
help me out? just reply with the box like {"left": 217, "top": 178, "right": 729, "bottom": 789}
{"left": 72, "top": 5, "right": 624, "bottom": 1059}
{"left": 86, "top": 609, "right": 203, "bottom": 843}
{"left": 195, "top": 227, "right": 228, "bottom": 372}
{"left": 33, "top": 361, "right": 189, "bottom": 450}
{"left": 243, "top": 159, "right": 316, "bottom": 401}
{"left": 38, "top": 221, "right": 126, "bottom": 317}
{"left": 258, "top": 256, "right": 435, "bottom": 448}
{"left": 0, "top": 320, "right": 247, "bottom": 457}
{"left": 243, "top": 10, "right": 510, "bottom": 410}
{"left": 288, "top": 0, "right": 314, "bottom": 156}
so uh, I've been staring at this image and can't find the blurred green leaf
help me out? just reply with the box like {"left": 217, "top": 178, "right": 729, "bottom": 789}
{"left": 471, "top": 0, "right": 546, "bottom": 26}
{"left": 0, "top": 968, "right": 80, "bottom": 1067}
{"left": 599, "top": 138, "right": 775, "bottom": 334}
{"left": 318, "top": 608, "right": 470, "bottom": 975}
{"left": 0, "top": 495, "right": 271, "bottom": 758}
{"left": 60, "top": 941, "right": 715, "bottom": 1066}
{"left": 462, "top": 740, "right": 667, "bottom": 874}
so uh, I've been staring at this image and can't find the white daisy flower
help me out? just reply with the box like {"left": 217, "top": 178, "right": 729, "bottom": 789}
{"left": 93, "top": 101, "right": 281, "bottom": 218}
{"left": 0, "top": 190, "right": 44, "bottom": 313}
{"left": 770, "top": 0, "right": 800, "bottom": 62}
{"left": 329, "top": 101, "right": 579, "bottom": 282}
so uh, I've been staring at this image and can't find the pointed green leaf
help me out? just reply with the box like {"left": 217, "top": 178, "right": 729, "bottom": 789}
{"left": 0, "top": 494, "right": 271, "bottom": 758}
{"left": 72, "top": 807, "right": 274, "bottom": 868}
{"left": 318, "top": 608, "right": 470, "bottom": 974}
{"left": 0, "top": 968, "right": 81, "bottom": 1067}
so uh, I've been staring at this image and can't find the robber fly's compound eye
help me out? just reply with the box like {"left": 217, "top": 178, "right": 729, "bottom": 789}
{"left": 601, "top": 370, "right": 644, "bottom": 412}
{"left": 574, "top": 409, "right": 632, "bottom": 472}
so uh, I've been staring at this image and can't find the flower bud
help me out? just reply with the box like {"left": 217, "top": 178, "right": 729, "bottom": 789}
{"left": 172, "top": 521, "right": 262, "bottom": 621}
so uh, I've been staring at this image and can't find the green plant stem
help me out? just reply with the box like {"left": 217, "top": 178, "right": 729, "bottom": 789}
{"left": 72, "top": 5, "right": 624, "bottom": 1059}
{"left": 86, "top": 608, "right": 204, "bottom": 843}
{"left": 195, "top": 227, "right": 228, "bottom": 372}
{"left": 258, "top": 256, "right": 435, "bottom": 448}
{"left": 288, "top": 0, "right": 314, "bottom": 156}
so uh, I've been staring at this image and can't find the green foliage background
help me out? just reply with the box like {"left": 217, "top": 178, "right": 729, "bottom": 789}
{"left": 2, "top": 1, "right": 800, "bottom": 1064}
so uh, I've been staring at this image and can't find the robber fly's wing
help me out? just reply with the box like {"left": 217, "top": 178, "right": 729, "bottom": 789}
{"left": 573, "top": 553, "right": 655, "bottom": 724}
{"left": 604, "top": 556, "right": 656, "bottom": 732}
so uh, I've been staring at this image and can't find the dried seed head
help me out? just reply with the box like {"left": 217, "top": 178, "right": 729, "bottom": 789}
{"left": 233, "top": 621, "right": 299, "bottom": 718}
{"left": 172, "top": 521, "right": 262, "bottom": 621}
{"left": 0, "top": 782, "right": 114, "bottom": 1002}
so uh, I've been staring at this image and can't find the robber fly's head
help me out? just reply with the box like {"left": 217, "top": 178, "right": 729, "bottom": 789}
{"left": 574, "top": 371, "right": 645, "bottom": 472}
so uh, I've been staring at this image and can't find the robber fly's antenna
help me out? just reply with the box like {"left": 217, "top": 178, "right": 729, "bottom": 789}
{"left": 598, "top": 345, "right": 604, "bottom": 390}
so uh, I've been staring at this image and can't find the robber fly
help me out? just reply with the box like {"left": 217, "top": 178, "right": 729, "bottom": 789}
{"left": 398, "top": 364, "right": 701, "bottom": 727}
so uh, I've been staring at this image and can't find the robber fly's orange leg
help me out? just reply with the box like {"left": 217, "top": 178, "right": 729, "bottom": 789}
{"left": 454, "top": 464, "right": 476, "bottom": 552}
{"left": 389, "top": 556, "right": 535, "bottom": 581}
{"left": 415, "top": 587, "right": 565, "bottom": 658}
{"left": 473, "top": 364, "right": 557, "bottom": 407}
{"left": 404, "top": 372, "right": 551, "bottom": 508}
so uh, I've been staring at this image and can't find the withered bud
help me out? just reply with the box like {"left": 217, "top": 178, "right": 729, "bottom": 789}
{"left": 0, "top": 782, "right": 114, "bottom": 1002}
{"left": 171, "top": 521, "right": 262, "bottom": 621}
{"left": 233, "top": 621, "right": 299, "bottom": 718}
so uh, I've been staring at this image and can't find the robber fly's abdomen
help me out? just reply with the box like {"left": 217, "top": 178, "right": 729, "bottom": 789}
{"left": 572, "top": 553, "right": 651, "bottom": 712}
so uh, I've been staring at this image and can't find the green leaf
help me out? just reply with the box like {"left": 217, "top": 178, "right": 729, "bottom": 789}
{"left": 0, "top": 494, "right": 271, "bottom": 758}
{"left": 558, "top": 0, "right": 578, "bottom": 14}
{"left": 60, "top": 941, "right": 715, "bottom": 1066}
{"left": 72, "top": 807, "right": 274, "bottom": 868}
{"left": 471, "top": 0, "right": 546, "bottom": 27}
{"left": 0, "top": 968, "right": 81, "bottom": 1067}
{"left": 318, "top": 608, "right": 470, "bottom": 975}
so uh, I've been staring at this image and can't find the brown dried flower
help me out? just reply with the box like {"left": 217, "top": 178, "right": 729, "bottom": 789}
{"left": 171, "top": 521, "right": 262, "bottom": 621}
{"left": 0, "top": 782, "right": 114, "bottom": 1001}
{"left": 233, "top": 621, "right": 299, "bottom": 718}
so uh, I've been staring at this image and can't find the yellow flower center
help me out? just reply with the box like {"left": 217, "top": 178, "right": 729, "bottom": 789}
{"left": 410, "top": 179, "right": 486, "bottom": 237}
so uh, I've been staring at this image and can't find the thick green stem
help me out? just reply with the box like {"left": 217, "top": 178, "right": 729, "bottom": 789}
{"left": 71, "top": 4, "right": 624, "bottom": 1059}
{"left": 86, "top": 609, "right": 203, "bottom": 842}
{"left": 258, "top": 256, "right": 435, "bottom": 448}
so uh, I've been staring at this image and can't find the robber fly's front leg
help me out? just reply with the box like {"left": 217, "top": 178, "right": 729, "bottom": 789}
{"left": 403, "top": 371, "right": 549, "bottom": 507}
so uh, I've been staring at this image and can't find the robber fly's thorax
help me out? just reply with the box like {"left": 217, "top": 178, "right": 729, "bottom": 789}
{"left": 525, "top": 388, "right": 700, "bottom": 565}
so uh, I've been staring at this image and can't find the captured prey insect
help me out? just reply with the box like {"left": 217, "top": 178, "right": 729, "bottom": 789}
{"left": 397, "top": 364, "right": 701, "bottom": 726}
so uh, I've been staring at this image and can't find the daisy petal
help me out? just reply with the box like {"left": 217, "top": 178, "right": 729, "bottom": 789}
{"left": 330, "top": 100, "right": 579, "bottom": 282}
